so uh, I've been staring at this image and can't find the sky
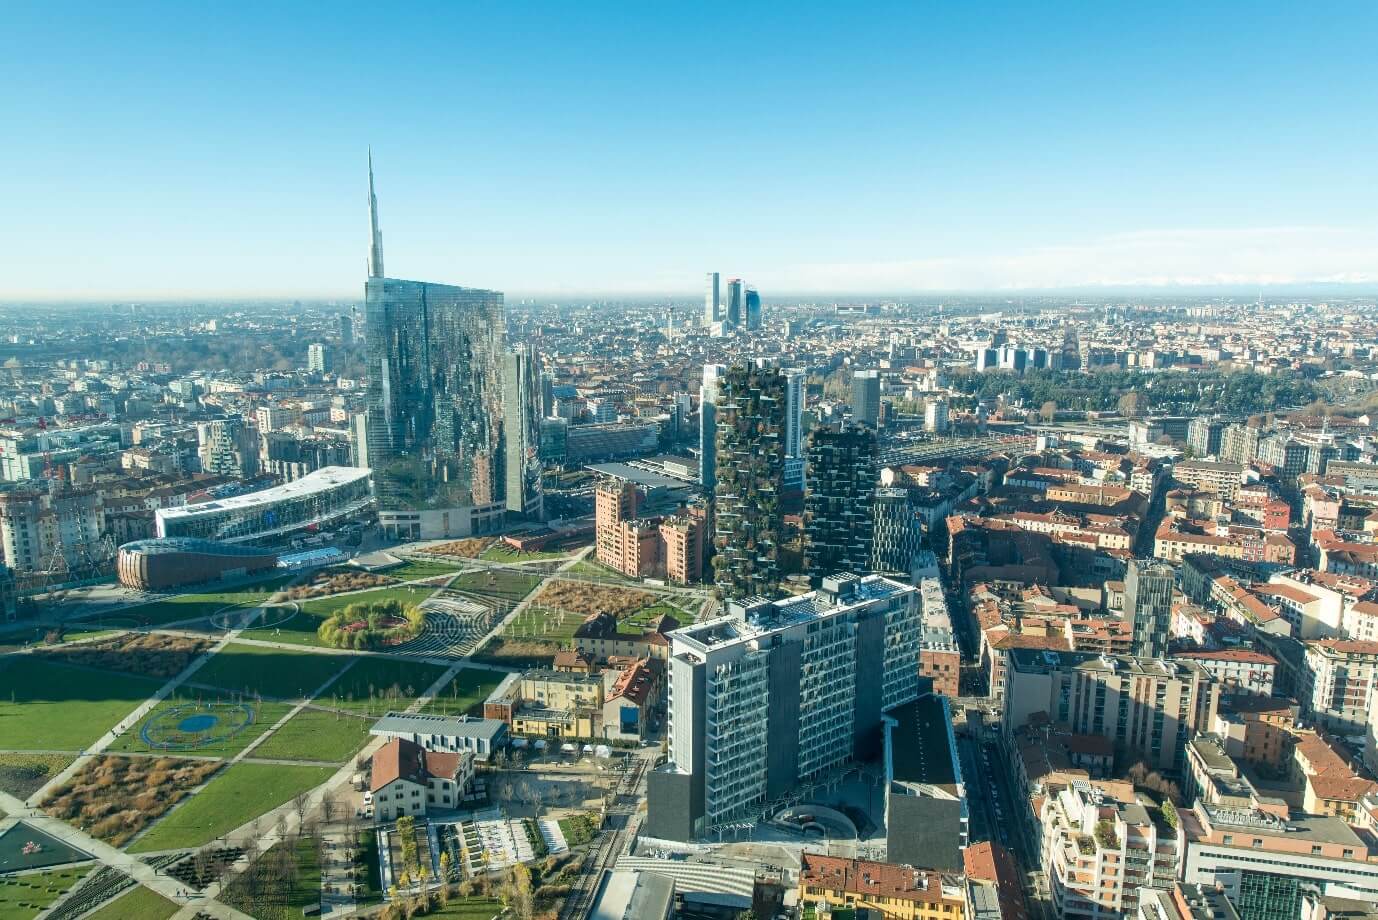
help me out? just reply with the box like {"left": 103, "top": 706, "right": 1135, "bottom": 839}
{"left": 2, "top": 1, "right": 1376, "bottom": 300}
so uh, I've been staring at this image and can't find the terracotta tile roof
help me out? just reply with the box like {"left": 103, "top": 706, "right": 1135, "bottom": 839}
{"left": 962, "top": 841, "right": 1030, "bottom": 920}
{"left": 799, "top": 853, "right": 953, "bottom": 905}
{"left": 371, "top": 737, "right": 426, "bottom": 792}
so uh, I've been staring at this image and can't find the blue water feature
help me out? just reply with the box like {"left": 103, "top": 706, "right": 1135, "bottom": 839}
{"left": 178, "top": 714, "right": 219, "bottom": 733}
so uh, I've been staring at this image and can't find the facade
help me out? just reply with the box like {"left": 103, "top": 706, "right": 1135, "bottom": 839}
{"left": 197, "top": 417, "right": 259, "bottom": 479}
{"left": 712, "top": 364, "right": 787, "bottom": 599}
{"left": 1003, "top": 649, "right": 1220, "bottom": 772}
{"left": 307, "top": 342, "right": 330, "bottom": 374}
{"left": 704, "top": 271, "right": 720, "bottom": 325}
{"left": 1302, "top": 640, "right": 1378, "bottom": 733}
{"left": 725, "top": 277, "right": 744, "bottom": 328}
{"left": 852, "top": 369, "right": 881, "bottom": 427}
{"left": 1219, "top": 424, "right": 1262, "bottom": 466}
{"left": 1126, "top": 558, "right": 1176, "bottom": 658}
{"left": 872, "top": 486, "right": 925, "bottom": 577}
{"left": 262, "top": 432, "right": 351, "bottom": 482}
{"left": 782, "top": 367, "right": 806, "bottom": 492}
{"left": 647, "top": 574, "right": 921, "bottom": 841}
{"left": 502, "top": 343, "right": 544, "bottom": 518}
{"left": 594, "top": 477, "right": 706, "bottom": 583}
{"left": 116, "top": 538, "right": 279, "bottom": 590}
{"left": 804, "top": 422, "right": 877, "bottom": 579}
{"left": 370, "top": 737, "right": 476, "bottom": 823}
{"left": 0, "top": 487, "right": 107, "bottom": 576}
{"left": 1040, "top": 780, "right": 1180, "bottom": 919}
{"left": 698, "top": 364, "right": 725, "bottom": 491}
{"left": 745, "top": 287, "right": 761, "bottom": 330}
{"left": 797, "top": 853, "right": 966, "bottom": 920}
{"left": 368, "top": 711, "right": 507, "bottom": 761}
{"left": 1187, "top": 416, "right": 1230, "bottom": 458}
{"left": 1174, "top": 459, "right": 1244, "bottom": 501}
{"left": 363, "top": 159, "right": 509, "bottom": 540}
{"left": 1172, "top": 648, "right": 1277, "bottom": 697}
{"left": 156, "top": 466, "right": 372, "bottom": 543}
{"left": 919, "top": 577, "right": 961, "bottom": 697}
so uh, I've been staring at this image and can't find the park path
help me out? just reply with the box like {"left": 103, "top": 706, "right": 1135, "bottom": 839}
{"left": 226, "top": 659, "right": 360, "bottom": 766}
{"left": 24, "top": 628, "right": 244, "bottom": 809}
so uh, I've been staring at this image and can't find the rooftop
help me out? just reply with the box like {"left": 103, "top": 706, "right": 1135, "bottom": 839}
{"left": 158, "top": 465, "right": 370, "bottom": 520}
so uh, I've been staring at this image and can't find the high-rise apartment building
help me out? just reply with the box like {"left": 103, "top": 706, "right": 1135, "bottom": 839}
{"left": 362, "top": 157, "right": 508, "bottom": 540}
{"left": 698, "top": 364, "right": 726, "bottom": 492}
{"left": 1301, "top": 639, "right": 1378, "bottom": 734}
{"left": 852, "top": 370, "right": 881, "bottom": 427}
{"left": 783, "top": 368, "right": 806, "bottom": 492}
{"left": 502, "top": 343, "right": 544, "bottom": 518}
{"left": 712, "top": 364, "right": 787, "bottom": 598}
{"left": 1219, "top": 423, "right": 1262, "bottom": 465}
{"left": 307, "top": 342, "right": 330, "bottom": 374}
{"left": 704, "top": 272, "right": 720, "bottom": 326}
{"left": 1187, "top": 416, "right": 1229, "bottom": 458}
{"left": 646, "top": 573, "right": 921, "bottom": 841}
{"left": 197, "top": 417, "right": 259, "bottom": 479}
{"left": 745, "top": 287, "right": 761, "bottom": 330}
{"left": 804, "top": 423, "right": 877, "bottom": 579}
{"left": 925, "top": 397, "right": 949, "bottom": 434}
{"left": 0, "top": 487, "right": 108, "bottom": 576}
{"left": 1126, "top": 558, "right": 1175, "bottom": 658}
{"left": 337, "top": 313, "right": 354, "bottom": 346}
{"left": 871, "top": 487, "right": 924, "bottom": 577}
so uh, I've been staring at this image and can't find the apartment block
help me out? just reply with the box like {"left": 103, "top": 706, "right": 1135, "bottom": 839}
{"left": 1302, "top": 640, "right": 1378, "bottom": 734}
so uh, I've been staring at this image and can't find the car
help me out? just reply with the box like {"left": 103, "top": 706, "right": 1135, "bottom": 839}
{"left": 362, "top": 791, "right": 373, "bottom": 804}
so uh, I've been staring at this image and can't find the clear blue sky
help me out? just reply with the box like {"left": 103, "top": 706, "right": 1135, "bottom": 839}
{"left": 3, "top": 2, "right": 1376, "bottom": 299}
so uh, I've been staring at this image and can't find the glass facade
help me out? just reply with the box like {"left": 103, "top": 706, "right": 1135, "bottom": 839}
{"left": 156, "top": 467, "right": 373, "bottom": 542}
{"left": 364, "top": 276, "right": 507, "bottom": 519}
{"left": 502, "top": 343, "right": 544, "bottom": 516}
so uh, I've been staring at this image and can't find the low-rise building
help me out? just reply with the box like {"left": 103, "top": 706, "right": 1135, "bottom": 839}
{"left": 370, "top": 737, "right": 475, "bottom": 823}
{"left": 369, "top": 711, "right": 507, "bottom": 761}
{"left": 797, "top": 853, "right": 967, "bottom": 920}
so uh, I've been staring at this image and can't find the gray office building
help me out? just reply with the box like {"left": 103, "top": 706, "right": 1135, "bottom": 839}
{"left": 502, "top": 343, "right": 544, "bottom": 518}
{"left": 1125, "top": 558, "right": 1175, "bottom": 657}
{"left": 852, "top": 370, "right": 881, "bottom": 427}
{"left": 704, "top": 272, "right": 720, "bottom": 326}
{"left": 745, "top": 287, "right": 761, "bottom": 330}
{"left": 363, "top": 155, "right": 509, "bottom": 540}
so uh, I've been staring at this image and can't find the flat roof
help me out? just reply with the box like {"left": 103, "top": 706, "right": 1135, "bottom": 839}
{"left": 370, "top": 711, "right": 505, "bottom": 741}
{"left": 886, "top": 693, "right": 958, "bottom": 791}
{"left": 159, "top": 466, "right": 370, "bottom": 520}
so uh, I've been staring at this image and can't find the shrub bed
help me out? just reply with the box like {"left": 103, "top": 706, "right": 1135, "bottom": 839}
{"left": 317, "top": 599, "right": 425, "bottom": 650}
{"left": 39, "top": 633, "right": 212, "bottom": 679}
{"left": 44, "top": 755, "right": 221, "bottom": 847}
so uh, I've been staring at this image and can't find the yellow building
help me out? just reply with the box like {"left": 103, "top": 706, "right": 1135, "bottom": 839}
{"left": 796, "top": 853, "right": 965, "bottom": 920}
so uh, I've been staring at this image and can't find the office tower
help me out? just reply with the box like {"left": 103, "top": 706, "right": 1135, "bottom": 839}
{"left": 851, "top": 370, "right": 881, "bottom": 427}
{"left": 712, "top": 364, "right": 787, "bottom": 599}
{"left": 726, "top": 278, "right": 744, "bottom": 328}
{"left": 704, "top": 272, "right": 720, "bottom": 326}
{"left": 783, "top": 368, "right": 806, "bottom": 491}
{"left": 646, "top": 574, "right": 921, "bottom": 841}
{"left": 539, "top": 373, "right": 554, "bottom": 419}
{"left": 698, "top": 364, "right": 726, "bottom": 492}
{"left": 307, "top": 342, "right": 330, "bottom": 374}
{"left": 502, "top": 343, "right": 544, "bottom": 518}
{"left": 1125, "top": 558, "right": 1175, "bottom": 658}
{"left": 924, "top": 397, "right": 949, "bottom": 434}
{"left": 804, "top": 423, "right": 877, "bottom": 579}
{"left": 197, "top": 417, "right": 259, "bottom": 478}
{"left": 871, "top": 487, "right": 922, "bottom": 576}
{"left": 362, "top": 155, "right": 508, "bottom": 540}
{"left": 975, "top": 347, "right": 998, "bottom": 372}
{"left": 745, "top": 287, "right": 761, "bottom": 330}
{"left": 337, "top": 313, "right": 354, "bottom": 346}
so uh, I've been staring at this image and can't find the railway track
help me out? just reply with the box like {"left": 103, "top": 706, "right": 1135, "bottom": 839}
{"left": 557, "top": 757, "right": 650, "bottom": 920}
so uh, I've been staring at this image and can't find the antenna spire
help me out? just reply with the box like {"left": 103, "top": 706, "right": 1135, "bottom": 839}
{"left": 368, "top": 149, "right": 385, "bottom": 279}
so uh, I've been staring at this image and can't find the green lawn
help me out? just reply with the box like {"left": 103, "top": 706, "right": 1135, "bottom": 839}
{"left": 502, "top": 604, "right": 582, "bottom": 642}
{"left": 106, "top": 697, "right": 294, "bottom": 759}
{"left": 221, "top": 837, "right": 320, "bottom": 920}
{"left": 84, "top": 884, "right": 180, "bottom": 920}
{"left": 99, "top": 576, "right": 296, "bottom": 628}
{"left": 251, "top": 707, "right": 373, "bottom": 763}
{"left": 0, "top": 657, "right": 163, "bottom": 750}
{"left": 190, "top": 642, "right": 350, "bottom": 700}
{"left": 0, "top": 752, "right": 74, "bottom": 799}
{"left": 479, "top": 543, "right": 571, "bottom": 562}
{"left": 263, "top": 585, "right": 440, "bottom": 647}
{"left": 129, "top": 762, "right": 334, "bottom": 852}
{"left": 559, "top": 812, "right": 599, "bottom": 847}
{"left": 449, "top": 570, "right": 541, "bottom": 604}
{"left": 567, "top": 559, "right": 641, "bottom": 584}
{"left": 317, "top": 657, "right": 448, "bottom": 716}
{"left": 384, "top": 559, "right": 467, "bottom": 582}
{"left": 422, "top": 899, "right": 507, "bottom": 919}
{"left": 0, "top": 867, "right": 91, "bottom": 920}
{"left": 420, "top": 668, "right": 505, "bottom": 717}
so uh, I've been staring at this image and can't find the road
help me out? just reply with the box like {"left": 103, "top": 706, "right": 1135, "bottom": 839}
{"left": 959, "top": 733, "right": 1052, "bottom": 920}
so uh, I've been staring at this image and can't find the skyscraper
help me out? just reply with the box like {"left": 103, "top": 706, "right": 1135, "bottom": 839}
{"left": 871, "top": 487, "right": 923, "bottom": 577}
{"left": 502, "top": 343, "right": 544, "bottom": 518}
{"left": 725, "top": 277, "right": 744, "bottom": 328}
{"left": 337, "top": 313, "right": 354, "bottom": 346}
{"left": 307, "top": 342, "right": 330, "bottom": 374}
{"left": 699, "top": 364, "right": 726, "bottom": 492}
{"left": 852, "top": 370, "right": 881, "bottom": 427}
{"left": 745, "top": 287, "right": 761, "bottom": 330}
{"left": 804, "top": 423, "right": 877, "bottom": 579}
{"left": 712, "top": 364, "right": 787, "bottom": 599}
{"left": 704, "top": 272, "right": 720, "bottom": 326}
{"left": 783, "top": 368, "right": 806, "bottom": 492}
{"left": 1125, "top": 558, "right": 1175, "bottom": 657}
{"left": 363, "top": 155, "right": 509, "bottom": 540}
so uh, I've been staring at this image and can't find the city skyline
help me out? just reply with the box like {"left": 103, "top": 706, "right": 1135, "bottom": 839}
{"left": 4, "top": 3, "right": 1377, "bottom": 300}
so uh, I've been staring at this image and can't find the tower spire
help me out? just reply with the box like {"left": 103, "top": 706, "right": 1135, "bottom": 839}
{"left": 368, "top": 148, "right": 385, "bottom": 279}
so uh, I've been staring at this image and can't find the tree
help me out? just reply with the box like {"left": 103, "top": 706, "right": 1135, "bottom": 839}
{"left": 1039, "top": 400, "right": 1057, "bottom": 422}
{"left": 501, "top": 862, "right": 535, "bottom": 920}
{"left": 1118, "top": 390, "right": 1147, "bottom": 418}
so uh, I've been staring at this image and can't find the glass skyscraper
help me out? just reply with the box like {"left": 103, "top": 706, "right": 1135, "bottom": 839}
{"left": 363, "top": 155, "right": 512, "bottom": 540}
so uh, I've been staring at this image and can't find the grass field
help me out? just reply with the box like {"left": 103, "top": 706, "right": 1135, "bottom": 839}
{"left": 422, "top": 898, "right": 507, "bottom": 919}
{"left": 106, "top": 697, "right": 293, "bottom": 758}
{"left": 567, "top": 559, "right": 640, "bottom": 584}
{"left": 501, "top": 605, "right": 583, "bottom": 642}
{"left": 250, "top": 707, "right": 373, "bottom": 763}
{"left": 221, "top": 837, "right": 321, "bottom": 920}
{"left": 0, "top": 752, "right": 73, "bottom": 799}
{"left": 0, "top": 657, "right": 163, "bottom": 750}
{"left": 449, "top": 570, "right": 541, "bottom": 604}
{"left": 420, "top": 668, "right": 505, "bottom": 717}
{"left": 190, "top": 643, "right": 349, "bottom": 700}
{"left": 129, "top": 762, "right": 334, "bottom": 852}
{"left": 85, "top": 885, "right": 180, "bottom": 920}
{"left": 0, "top": 866, "right": 91, "bottom": 920}
{"left": 99, "top": 576, "right": 296, "bottom": 628}
{"left": 384, "top": 559, "right": 468, "bottom": 582}
{"left": 264, "top": 585, "right": 440, "bottom": 647}
{"left": 478, "top": 543, "right": 571, "bottom": 562}
{"left": 318, "top": 657, "right": 448, "bottom": 715}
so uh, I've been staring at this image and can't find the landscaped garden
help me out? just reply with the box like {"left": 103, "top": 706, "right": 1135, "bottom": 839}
{"left": 478, "top": 542, "right": 570, "bottom": 563}
{"left": 528, "top": 581, "right": 654, "bottom": 618}
{"left": 275, "top": 568, "right": 397, "bottom": 601}
{"left": 449, "top": 569, "right": 541, "bottom": 605}
{"left": 38, "top": 632, "right": 211, "bottom": 679}
{"left": 0, "top": 866, "right": 91, "bottom": 920}
{"left": 84, "top": 884, "right": 180, "bottom": 920}
{"left": 98, "top": 576, "right": 296, "bottom": 628}
{"left": 44, "top": 755, "right": 222, "bottom": 847}
{"left": 317, "top": 599, "right": 425, "bottom": 650}
{"left": 260, "top": 585, "right": 439, "bottom": 647}
{"left": 0, "top": 657, "right": 163, "bottom": 750}
{"left": 129, "top": 762, "right": 334, "bottom": 852}
{"left": 0, "top": 753, "right": 73, "bottom": 799}
{"left": 106, "top": 696, "right": 292, "bottom": 758}
{"left": 220, "top": 836, "right": 321, "bottom": 920}
{"left": 382, "top": 559, "right": 468, "bottom": 582}
{"left": 424, "top": 538, "right": 492, "bottom": 559}
{"left": 318, "top": 657, "right": 448, "bottom": 716}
